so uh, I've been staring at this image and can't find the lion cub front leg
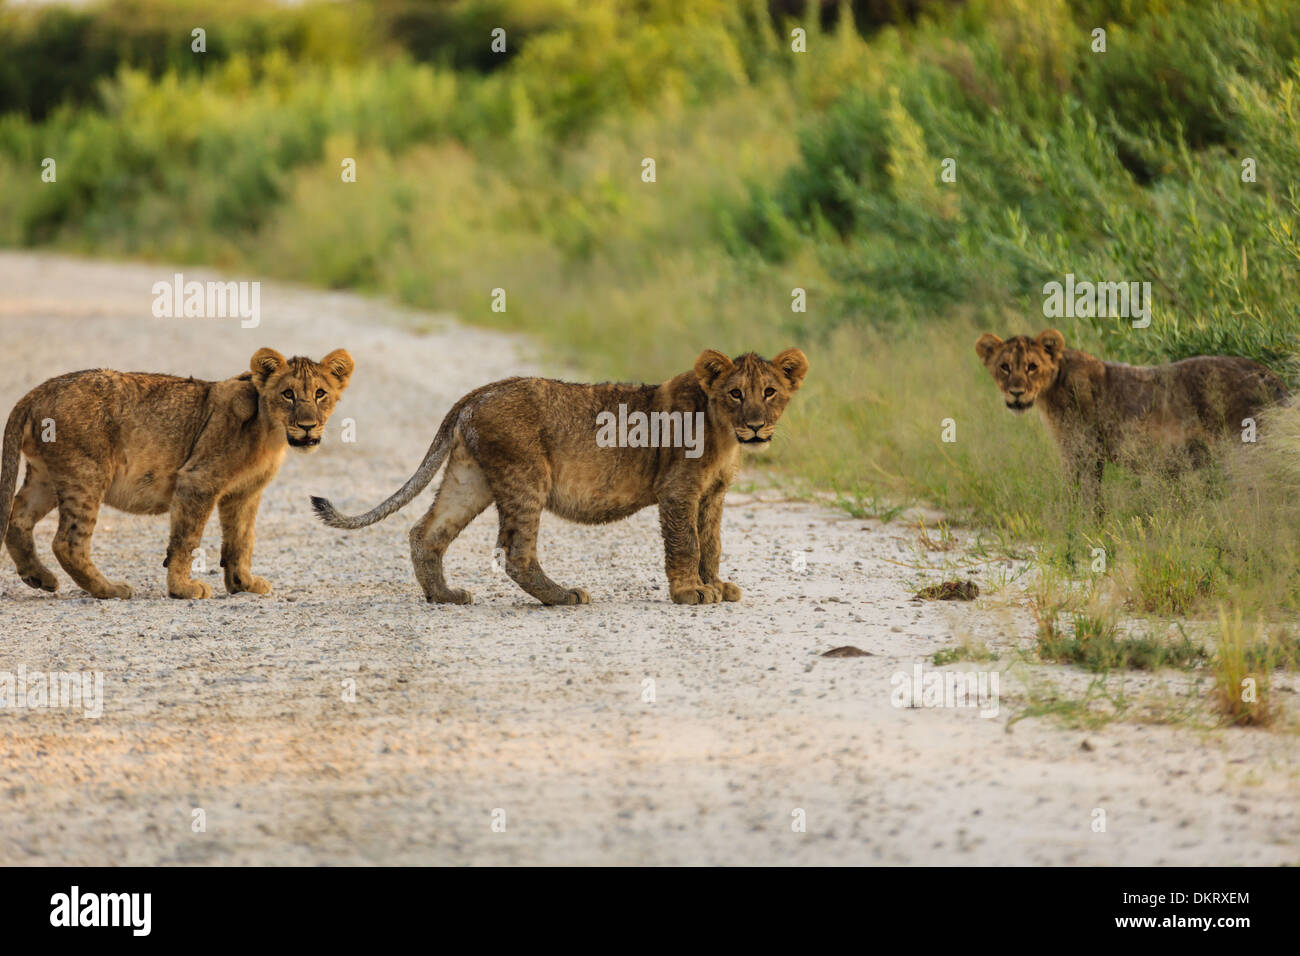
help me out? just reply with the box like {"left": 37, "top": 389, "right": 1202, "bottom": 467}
{"left": 659, "top": 498, "right": 721, "bottom": 605}
{"left": 165, "top": 478, "right": 219, "bottom": 599}
{"left": 697, "top": 487, "right": 740, "bottom": 602}
{"left": 219, "top": 489, "right": 271, "bottom": 595}
{"left": 1062, "top": 438, "right": 1105, "bottom": 519}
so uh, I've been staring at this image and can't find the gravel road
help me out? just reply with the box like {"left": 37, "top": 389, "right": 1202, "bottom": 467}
{"left": 0, "top": 252, "right": 1295, "bottom": 865}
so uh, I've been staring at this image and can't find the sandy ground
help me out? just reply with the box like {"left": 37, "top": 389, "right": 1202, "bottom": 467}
{"left": 0, "top": 251, "right": 1295, "bottom": 866}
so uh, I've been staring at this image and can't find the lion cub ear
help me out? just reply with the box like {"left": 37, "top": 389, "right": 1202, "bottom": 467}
{"left": 250, "top": 348, "right": 287, "bottom": 385}
{"left": 321, "top": 349, "right": 354, "bottom": 390}
{"left": 1036, "top": 329, "right": 1065, "bottom": 359}
{"left": 975, "top": 334, "right": 1003, "bottom": 363}
{"left": 773, "top": 348, "right": 809, "bottom": 390}
{"left": 694, "top": 349, "right": 734, "bottom": 390}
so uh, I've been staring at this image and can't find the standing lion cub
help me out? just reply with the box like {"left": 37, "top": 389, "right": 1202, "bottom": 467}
{"left": 0, "top": 348, "right": 353, "bottom": 599}
{"left": 975, "top": 329, "right": 1288, "bottom": 501}
{"left": 312, "top": 348, "right": 809, "bottom": 605}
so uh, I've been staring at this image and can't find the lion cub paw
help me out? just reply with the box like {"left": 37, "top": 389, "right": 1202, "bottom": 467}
{"left": 671, "top": 583, "right": 722, "bottom": 605}
{"left": 169, "top": 579, "right": 212, "bottom": 600}
{"left": 429, "top": 588, "right": 474, "bottom": 605}
{"left": 228, "top": 575, "right": 272, "bottom": 596}
{"left": 21, "top": 571, "right": 59, "bottom": 592}
{"left": 547, "top": 588, "right": 590, "bottom": 606}
{"left": 91, "top": 580, "right": 133, "bottom": 600}
{"left": 716, "top": 581, "right": 742, "bottom": 602}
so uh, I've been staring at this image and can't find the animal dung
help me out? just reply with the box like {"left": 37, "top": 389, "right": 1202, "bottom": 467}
{"left": 821, "top": 645, "right": 873, "bottom": 657}
{"left": 914, "top": 580, "right": 980, "bottom": 601}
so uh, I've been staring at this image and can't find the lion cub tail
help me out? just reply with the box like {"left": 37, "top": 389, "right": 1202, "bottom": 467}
{"left": 311, "top": 399, "right": 464, "bottom": 530}
{"left": 0, "top": 397, "right": 30, "bottom": 547}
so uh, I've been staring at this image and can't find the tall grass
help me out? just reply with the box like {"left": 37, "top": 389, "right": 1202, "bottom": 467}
{"left": 1211, "top": 607, "right": 1277, "bottom": 727}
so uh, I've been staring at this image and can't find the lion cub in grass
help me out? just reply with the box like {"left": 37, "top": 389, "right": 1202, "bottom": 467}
{"left": 0, "top": 348, "right": 353, "bottom": 599}
{"left": 313, "top": 348, "right": 809, "bottom": 606}
{"left": 975, "top": 329, "right": 1288, "bottom": 502}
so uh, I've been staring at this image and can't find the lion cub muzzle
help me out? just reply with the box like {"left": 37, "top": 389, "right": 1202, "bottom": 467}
{"left": 288, "top": 424, "right": 321, "bottom": 449}
{"left": 736, "top": 422, "right": 773, "bottom": 444}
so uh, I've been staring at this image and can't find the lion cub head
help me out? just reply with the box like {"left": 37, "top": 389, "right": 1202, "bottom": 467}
{"left": 975, "top": 330, "right": 1063, "bottom": 413}
{"left": 250, "top": 347, "right": 354, "bottom": 452}
{"left": 694, "top": 348, "right": 809, "bottom": 446}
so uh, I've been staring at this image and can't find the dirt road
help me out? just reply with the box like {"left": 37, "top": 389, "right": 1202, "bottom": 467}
{"left": 0, "top": 252, "right": 1294, "bottom": 865}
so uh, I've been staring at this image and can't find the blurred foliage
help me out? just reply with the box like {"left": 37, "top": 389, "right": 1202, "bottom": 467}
{"left": 0, "top": 0, "right": 377, "bottom": 119}
{"left": 748, "top": 0, "right": 1300, "bottom": 365}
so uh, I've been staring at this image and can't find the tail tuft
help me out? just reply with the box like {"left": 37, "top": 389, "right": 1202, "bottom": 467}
{"left": 310, "top": 495, "right": 348, "bottom": 528}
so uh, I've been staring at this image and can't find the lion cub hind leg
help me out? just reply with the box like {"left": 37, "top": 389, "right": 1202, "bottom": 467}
{"left": 409, "top": 444, "right": 493, "bottom": 604}
{"left": 6, "top": 466, "right": 59, "bottom": 592}
{"left": 498, "top": 506, "right": 590, "bottom": 606}
{"left": 495, "top": 485, "right": 589, "bottom": 606}
{"left": 51, "top": 478, "right": 132, "bottom": 599}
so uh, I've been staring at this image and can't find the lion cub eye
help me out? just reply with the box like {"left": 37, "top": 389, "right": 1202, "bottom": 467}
{"left": 763, "top": 387, "right": 776, "bottom": 398}
{"left": 729, "top": 389, "right": 743, "bottom": 400}
{"left": 314, "top": 388, "right": 326, "bottom": 400}
{"left": 1000, "top": 363, "right": 1011, "bottom": 373}
{"left": 1027, "top": 363, "right": 1038, "bottom": 373}
{"left": 281, "top": 389, "right": 295, "bottom": 401}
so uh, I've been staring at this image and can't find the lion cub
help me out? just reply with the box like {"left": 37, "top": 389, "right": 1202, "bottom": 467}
{"left": 975, "top": 329, "right": 1288, "bottom": 499}
{"left": 0, "top": 348, "right": 353, "bottom": 599}
{"left": 312, "top": 348, "right": 809, "bottom": 605}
